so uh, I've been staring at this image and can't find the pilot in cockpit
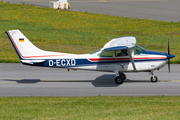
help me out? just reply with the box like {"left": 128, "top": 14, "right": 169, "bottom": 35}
{"left": 116, "top": 49, "right": 128, "bottom": 57}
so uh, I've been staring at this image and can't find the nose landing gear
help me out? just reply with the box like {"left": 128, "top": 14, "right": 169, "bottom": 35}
{"left": 150, "top": 72, "right": 158, "bottom": 82}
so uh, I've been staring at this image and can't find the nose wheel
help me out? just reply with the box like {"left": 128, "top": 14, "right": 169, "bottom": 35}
{"left": 150, "top": 76, "right": 158, "bottom": 82}
{"left": 150, "top": 72, "right": 158, "bottom": 82}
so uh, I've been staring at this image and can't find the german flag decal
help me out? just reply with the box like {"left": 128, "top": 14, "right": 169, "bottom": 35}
{"left": 19, "top": 38, "right": 24, "bottom": 42}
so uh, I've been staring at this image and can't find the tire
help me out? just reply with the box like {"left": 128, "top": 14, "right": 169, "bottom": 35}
{"left": 115, "top": 76, "right": 124, "bottom": 84}
{"left": 150, "top": 76, "right": 158, "bottom": 82}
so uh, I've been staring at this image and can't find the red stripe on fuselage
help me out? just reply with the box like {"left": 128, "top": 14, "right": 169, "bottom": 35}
{"left": 89, "top": 58, "right": 130, "bottom": 61}
{"left": 88, "top": 57, "right": 166, "bottom": 62}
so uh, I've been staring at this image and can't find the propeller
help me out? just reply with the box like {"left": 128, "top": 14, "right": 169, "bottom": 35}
{"left": 168, "top": 39, "right": 170, "bottom": 73}
{"left": 166, "top": 39, "right": 175, "bottom": 73}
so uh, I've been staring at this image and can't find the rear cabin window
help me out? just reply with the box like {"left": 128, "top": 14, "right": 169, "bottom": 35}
{"left": 98, "top": 51, "right": 113, "bottom": 57}
{"left": 115, "top": 50, "right": 128, "bottom": 57}
{"left": 90, "top": 49, "right": 100, "bottom": 55}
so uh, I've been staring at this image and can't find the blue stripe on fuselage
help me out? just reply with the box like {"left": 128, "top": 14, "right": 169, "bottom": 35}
{"left": 43, "top": 59, "right": 131, "bottom": 67}
{"left": 39, "top": 58, "right": 166, "bottom": 68}
{"left": 146, "top": 51, "right": 167, "bottom": 56}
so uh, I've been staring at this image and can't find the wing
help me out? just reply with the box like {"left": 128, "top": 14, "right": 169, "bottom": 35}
{"left": 102, "top": 36, "right": 136, "bottom": 51}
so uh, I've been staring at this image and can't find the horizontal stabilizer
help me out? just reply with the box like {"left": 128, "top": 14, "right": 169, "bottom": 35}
{"left": 21, "top": 60, "right": 45, "bottom": 65}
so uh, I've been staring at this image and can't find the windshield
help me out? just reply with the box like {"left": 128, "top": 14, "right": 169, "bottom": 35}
{"left": 133, "top": 44, "right": 146, "bottom": 55}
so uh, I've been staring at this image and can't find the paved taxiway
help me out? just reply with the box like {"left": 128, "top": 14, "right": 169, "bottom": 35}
{"left": 0, "top": 63, "right": 180, "bottom": 96}
{"left": 3, "top": 0, "right": 180, "bottom": 22}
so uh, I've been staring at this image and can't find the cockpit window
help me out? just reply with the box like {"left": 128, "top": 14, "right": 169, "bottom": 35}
{"left": 98, "top": 51, "right": 113, "bottom": 57}
{"left": 90, "top": 49, "right": 100, "bottom": 55}
{"left": 115, "top": 50, "right": 128, "bottom": 57}
{"left": 133, "top": 44, "right": 146, "bottom": 55}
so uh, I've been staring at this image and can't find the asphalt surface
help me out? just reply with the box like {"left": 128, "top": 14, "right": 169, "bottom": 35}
{"left": 1, "top": 0, "right": 180, "bottom": 96}
{"left": 3, "top": 0, "right": 180, "bottom": 22}
{"left": 0, "top": 63, "right": 180, "bottom": 96}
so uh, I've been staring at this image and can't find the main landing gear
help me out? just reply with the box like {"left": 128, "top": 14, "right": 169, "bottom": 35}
{"left": 114, "top": 72, "right": 126, "bottom": 84}
{"left": 114, "top": 71, "right": 158, "bottom": 84}
{"left": 150, "top": 72, "right": 158, "bottom": 83}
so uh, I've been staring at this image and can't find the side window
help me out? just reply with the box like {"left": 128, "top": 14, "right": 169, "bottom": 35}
{"left": 98, "top": 51, "right": 113, "bottom": 57}
{"left": 115, "top": 50, "right": 128, "bottom": 57}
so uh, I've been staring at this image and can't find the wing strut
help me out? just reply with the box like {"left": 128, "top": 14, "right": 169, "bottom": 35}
{"left": 128, "top": 48, "right": 136, "bottom": 71}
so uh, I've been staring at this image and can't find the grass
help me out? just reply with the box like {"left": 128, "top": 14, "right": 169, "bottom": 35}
{"left": 0, "top": 2, "right": 180, "bottom": 63}
{"left": 1, "top": 96, "right": 180, "bottom": 120}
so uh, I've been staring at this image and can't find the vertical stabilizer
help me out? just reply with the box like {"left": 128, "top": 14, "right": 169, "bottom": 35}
{"left": 6, "top": 30, "right": 43, "bottom": 59}
{"left": 6, "top": 30, "right": 69, "bottom": 60}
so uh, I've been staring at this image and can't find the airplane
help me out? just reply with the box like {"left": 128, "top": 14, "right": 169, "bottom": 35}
{"left": 6, "top": 29, "right": 175, "bottom": 84}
